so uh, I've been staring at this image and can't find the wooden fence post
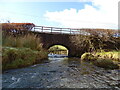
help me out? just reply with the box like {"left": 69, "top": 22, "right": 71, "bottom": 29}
{"left": 61, "top": 28, "right": 62, "bottom": 34}
{"left": 41, "top": 26, "right": 43, "bottom": 32}
{"left": 70, "top": 29, "right": 72, "bottom": 34}
{"left": 34, "top": 26, "right": 35, "bottom": 32}
{"left": 51, "top": 27, "right": 53, "bottom": 33}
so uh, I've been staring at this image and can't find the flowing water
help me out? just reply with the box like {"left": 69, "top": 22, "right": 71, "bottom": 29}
{"left": 2, "top": 55, "right": 120, "bottom": 89}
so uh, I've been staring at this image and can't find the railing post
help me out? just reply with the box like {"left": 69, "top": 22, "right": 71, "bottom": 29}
{"left": 41, "top": 26, "right": 43, "bottom": 32}
{"left": 34, "top": 26, "right": 35, "bottom": 32}
{"left": 79, "top": 29, "right": 81, "bottom": 34}
{"left": 51, "top": 27, "right": 53, "bottom": 33}
{"left": 61, "top": 28, "right": 62, "bottom": 34}
{"left": 70, "top": 29, "right": 71, "bottom": 34}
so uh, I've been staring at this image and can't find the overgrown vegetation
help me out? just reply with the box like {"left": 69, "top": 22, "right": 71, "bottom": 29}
{"left": 93, "top": 50, "right": 119, "bottom": 60}
{"left": 2, "top": 33, "right": 43, "bottom": 51}
{"left": 81, "top": 51, "right": 120, "bottom": 69}
{"left": 70, "top": 29, "right": 119, "bottom": 52}
{"left": 2, "top": 32, "right": 48, "bottom": 70}
{"left": 81, "top": 53, "right": 97, "bottom": 61}
{"left": 71, "top": 28, "right": 120, "bottom": 69}
{"left": 2, "top": 47, "right": 48, "bottom": 70}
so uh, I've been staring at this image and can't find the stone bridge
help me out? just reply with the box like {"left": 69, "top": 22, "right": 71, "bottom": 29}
{"left": 35, "top": 32, "right": 86, "bottom": 57}
{"left": 2, "top": 24, "right": 89, "bottom": 57}
{"left": 3, "top": 24, "right": 118, "bottom": 57}
{"left": 32, "top": 26, "right": 95, "bottom": 57}
{"left": 32, "top": 26, "right": 91, "bottom": 57}
{"left": 32, "top": 26, "right": 118, "bottom": 57}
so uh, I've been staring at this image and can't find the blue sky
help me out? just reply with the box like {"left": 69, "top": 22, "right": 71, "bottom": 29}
{"left": 0, "top": 2, "right": 92, "bottom": 26}
{"left": 0, "top": 0, "right": 119, "bottom": 29}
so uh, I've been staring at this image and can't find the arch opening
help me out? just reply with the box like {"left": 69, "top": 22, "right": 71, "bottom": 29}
{"left": 48, "top": 45, "right": 69, "bottom": 57}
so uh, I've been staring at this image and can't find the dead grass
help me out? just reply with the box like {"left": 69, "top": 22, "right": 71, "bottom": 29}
{"left": 2, "top": 34, "right": 43, "bottom": 51}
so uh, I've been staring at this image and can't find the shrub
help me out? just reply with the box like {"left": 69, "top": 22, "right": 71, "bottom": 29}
{"left": 94, "top": 51, "right": 119, "bottom": 61}
{"left": 92, "top": 59, "right": 119, "bottom": 69}
{"left": 81, "top": 51, "right": 120, "bottom": 69}
{"left": 2, "top": 47, "right": 48, "bottom": 70}
{"left": 81, "top": 53, "right": 97, "bottom": 61}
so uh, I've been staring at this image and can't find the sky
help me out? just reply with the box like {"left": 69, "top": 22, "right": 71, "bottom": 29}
{"left": 0, "top": 0, "right": 119, "bottom": 29}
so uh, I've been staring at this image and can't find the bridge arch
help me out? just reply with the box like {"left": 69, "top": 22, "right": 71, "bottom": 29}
{"left": 36, "top": 33, "right": 84, "bottom": 57}
{"left": 47, "top": 44, "right": 69, "bottom": 50}
{"left": 48, "top": 44, "right": 69, "bottom": 55}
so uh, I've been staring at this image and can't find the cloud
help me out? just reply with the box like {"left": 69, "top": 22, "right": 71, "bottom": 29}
{"left": 44, "top": 0, "right": 119, "bottom": 29}
{"left": 0, "top": 0, "right": 92, "bottom": 2}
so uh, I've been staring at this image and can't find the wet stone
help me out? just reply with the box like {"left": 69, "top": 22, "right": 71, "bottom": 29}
{"left": 2, "top": 56, "right": 120, "bottom": 88}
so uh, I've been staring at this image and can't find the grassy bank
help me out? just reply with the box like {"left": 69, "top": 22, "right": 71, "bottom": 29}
{"left": 2, "top": 47, "right": 48, "bottom": 70}
{"left": 93, "top": 50, "right": 119, "bottom": 60}
{"left": 81, "top": 51, "right": 120, "bottom": 69}
{"left": 2, "top": 33, "right": 48, "bottom": 70}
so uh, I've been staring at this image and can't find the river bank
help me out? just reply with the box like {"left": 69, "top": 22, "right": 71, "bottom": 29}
{"left": 81, "top": 50, "right": 120, "bottom": 69}
{"left": 2, "top": 33, "right": 48, "bottom": 70}
{"left": 2, "top": 47, "right": 48, "bottom": 71}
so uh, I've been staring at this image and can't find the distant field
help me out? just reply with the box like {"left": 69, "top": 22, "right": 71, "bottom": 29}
{"left": 49, "top": 45, "right": 68, "bottom": 51}
{"left": 48, "top": 45, "right": 68, "bottom": 55}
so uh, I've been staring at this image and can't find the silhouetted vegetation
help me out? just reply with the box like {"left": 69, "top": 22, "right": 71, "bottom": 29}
{"left": 70, "top": 28, "right": 119, "bottom": 52}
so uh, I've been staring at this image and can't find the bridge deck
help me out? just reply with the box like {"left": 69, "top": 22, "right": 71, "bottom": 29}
{"left": 33, "top": 26, "right": 117, "bottom": 35}
{"left": 34, "top": 26, "right": 83, "bottom": 35}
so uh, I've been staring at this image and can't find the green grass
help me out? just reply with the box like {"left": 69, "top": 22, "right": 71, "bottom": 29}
{"left": 2, "top": 47, "right": 48, "bottom": 70}
{"left": 2, "top": 33, "right": 48, "bottom": 70}
{"left": 81, "top": 53, "right": 97, "bottom": 61}
{"left": 94, "top": 50, "right": 119, "bottom": 61}
{"left": 81, "top": 50, "right": 120, "bottom": 69}
{"left": 48, "top": 45, "right": 68, "bottom": 55}
{"left": 49, "top": 45, "right": 68, "bottom": 51}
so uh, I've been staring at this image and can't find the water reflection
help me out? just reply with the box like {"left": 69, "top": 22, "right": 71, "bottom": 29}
{"left": 48, "top": 53, "right": 68, "bottom": 58}
{"left": 48, "top": 54, "right": 95, "bottom": 75}
{"left": 48, "top": 54, "right": 68, "bottom": 62}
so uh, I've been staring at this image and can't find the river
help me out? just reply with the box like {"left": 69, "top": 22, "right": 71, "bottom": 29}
{"left": 2, "top": 55, "right": 120, "bottom": 89}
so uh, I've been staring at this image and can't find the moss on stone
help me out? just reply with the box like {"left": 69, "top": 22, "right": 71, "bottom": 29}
{"left": 81, "top": 53, "right": 97, "bottom": 61}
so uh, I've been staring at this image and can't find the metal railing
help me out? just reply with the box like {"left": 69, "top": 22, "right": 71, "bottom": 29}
{"left": 33, "top": 26, "right": 118, "bottom": 36}
{"left": 33, "top": 26, "right": 81, "bottom": 34}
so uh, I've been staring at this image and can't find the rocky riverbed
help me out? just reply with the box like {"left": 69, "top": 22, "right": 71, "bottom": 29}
{"left": 2, "top": 56, "right": 120, "bottom": 89}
